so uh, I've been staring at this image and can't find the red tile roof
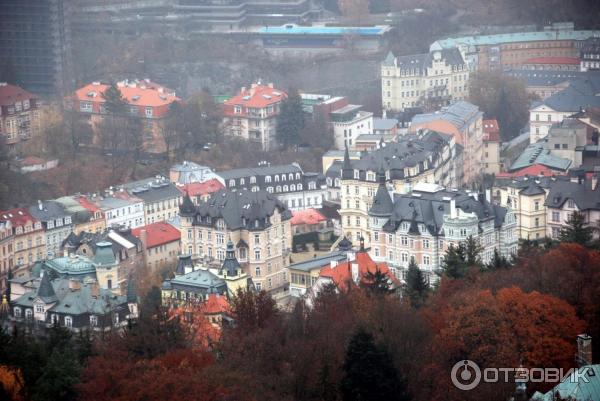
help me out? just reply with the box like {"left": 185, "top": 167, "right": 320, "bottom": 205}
{"left": 20, "top": 156, "right": 46, "bottom": 166}
{"left": 482, "top": 119, "right": 500, "bottom": 142}
{"left": 0, "top": 83, "right": 37, "bottom": 106}
{"left": 290, "top": 208, "right": 327, "bottom": 226}
{"left": 319, "top": 252, "right": 400, "bottom": 291}
{"left": 0, "top": 208, "right": 39, "bottom": 228}
{"left": 132, "top": 222, "right": 180, "bottom": 248}
{"left": 523, "top": 57, "right": 580, "bottom": 65}
{"left": 201, "top": 294, "right": 230, "bottom": 315}
{"left": 73, "top": 79, "right": 180, "bottom": 116}
{"left": 179, "top": 179, "right": 225, "bottom": 198}
{"left": 496, "top": 164, "right": 567, "bottom": 178}
{"left": 75, "top": 196, "right": 101, "bottom": 213}
{"left": 224, "top": 83, "right": 287, "bottom": 109}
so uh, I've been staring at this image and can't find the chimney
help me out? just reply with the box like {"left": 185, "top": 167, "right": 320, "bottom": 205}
{"left": 241, "top": 86, "right": 246, "bottom": 93}
{"left": 351, "top": 263, "right": 359, "bottom": 284}
{"left": 450, "top": 199, "right": 457, "bottom": 219}
{"left": 592, "top": 173, "right": 599, "bottom": 191}
{"left": 38, "top": 200, "right": 43, "bottom": 210}
{"left": 577, "top": 334, "right": 592, "bottom": 367}
{"left": 485, "top": 189, "right": 491, "bottom": 203}
{"left": 330, "top": 260, "right": 338, "bottom": 269}
{"left": 268, "top": 82, "right": 274, "bottom": 88}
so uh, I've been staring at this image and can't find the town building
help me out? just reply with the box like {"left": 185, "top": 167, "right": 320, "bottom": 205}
{"left": 369, "top": 180, "right": 518, "bottom": 283}
{"left": 373, "top": 117, "right": 399, "bottom": 136}
{"left": 300, "top": 93, "right": 348, "bottom": 123}
{"left": 545, "top": 177, "right": 600, "bottom": 239}
{"left": 89, "top": 193, "right": 145, "bottom": 229}
{"left": 338, "top": 130, "right": 461, "bottom": 248}
{"left": 0, "top": 208, "right": 45, "bottom": 271}
{"left": 69, "top": 79, "right": 180, "bottom": 153}
{"left": 179, "top": 189, "right": 292, "bottom": 294}
{"left": 132, "top": 222, "right": 181, "bottom": 272}
{"left": 521, "top": 57, "right": 580, "bottom": 71}
{"left": 354, "top": 135, "right": 395, "bottom": 152}
{"left": 0, "top": 220, "right": 14, "bottom": 290}
{"left": 505, "top": 69, "right": 600, "bottom": 101}
{"left": 529, "top": 77, "right": 600, "bottom": 143}
{"left": 0, "top": 0, "right": 73, "bottom": 96}
{"left": 119, "top": 176, "right": 183, "bottom": 224}
{"left": 381, "top": 48, "right": 469, "bottom": 112}
{"left": 430, "top": 23, "right": 599, "bottom": 72}
{"left": 221, "top": 83, "right": 287, "bottom": 151}
{"left": 330, "top": 104, "right": 374, "bottom": 149}
{"left": 0, "top": 83, "right": 41, "bottom": 151}
{"left": 288, "top": 247, "right": 349, "bottom": 298}
{"left": 580, "top": 38, "right": 600, "bottom": 72}
{"left": 178, "top": 179, "right": 225, "bottom": 205}
{"left": 169, "top": 161, "right": 221, "bottom": 185}
{"left": 54, "top": 196, "right": 106, "bottom": 235}
{"left": 62, "top": 227, "right": 144, "bottom": 291}
{"left": 217, "top": 163, "right": 328, "bottom": 211}
{"left": 542, "top": 118, "right": 589, "bottom": 167}
{"left": 9, "top": 269, "right": 136, "bottom": 333}
{"left": 28, "top": 200, "right": 72, "bottom": 259}
{"left": 410, "top": 101, "right": 483, "bottom": 183}
{"left": 482, "top": 119, "right": 501, "bottom": 174}
{"left": 508, "top": 143, "right": 572, "bottom": 174}
{"left": 17, "top": 157, "right": 59, "bottom": 173}
{"left": 492, "top": 175, "right": 565, "bottom": 240}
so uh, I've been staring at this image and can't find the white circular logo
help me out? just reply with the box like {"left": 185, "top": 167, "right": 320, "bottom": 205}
{"left": 451, "top": 360, "right": 482, "bottom": 391}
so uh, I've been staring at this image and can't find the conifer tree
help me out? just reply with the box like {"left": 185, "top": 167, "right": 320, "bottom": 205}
{"left": 404, "top": 257, "right": 428, "bottom": 307}
{"left": 362, "top": 268, "right": 393, "bottom": 296}
{"left": 559, "top": 211, "right": 594, "bottom": 247}
{"left": 276, "top": 89, "right": 305, "bottom": 150}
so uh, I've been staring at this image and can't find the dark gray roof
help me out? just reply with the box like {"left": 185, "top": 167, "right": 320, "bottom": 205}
{"left": 535, "top": 77, "right": 600, "bottom": 112}
{"left": 175, "top": 254, "right": 193, "bottom": 275}
{"left": 36, "top": 271, "right": 57, "bottom": 303}
{"left": 340, "top": 130, "right": 453, "bottom": 181}
{"left": 370, "top": 171, "right": 394, "bottom": 217}
{"left": 165, "top": 268, "right": 227, "bottom": 294}
{"left": 509, "top": 143, "right": 572, "bottom": 172}
{"left": 28, "top": 201, "right": 70, "bottom": 223}
{"left": 288, "top": 250, "right": 347, "bottom": 272}
{"left": 120, "top": 177, "right": 181, "bottom": 203}
{"left": 218, "top": 164, "right": 301, "bottom": 180}
{"left": 505, "top": 70, "right": 600, "bottom": 87}
{"left": 60, "top": 228, "right": 141, "bottom": 258}
{"left": 544, "top": 180, "right": 600, "bottom": 210}
{"left": 186, "top": 189, "right": 291, "bottom": 231}
{"left": 373, "top": 118, "right": 398, "bottom": 131}
{"left": 384, "top": 48, "right": 465, "bottom": 71}
{"left": 377, "top": 188, "right": 508, "bottom": 235}
{"left": 220, "top": 241, "right": 241, "bottom": 277}
{"left": 179, "top": 194, "right": 196, "bottom": 216}
{"left": 494, "top": 175, "right": 566, "bottom": 196}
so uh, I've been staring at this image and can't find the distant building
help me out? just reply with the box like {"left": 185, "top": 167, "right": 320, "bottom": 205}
{"left": 522, "top": 57, "right": 580, "bottom": 71}
{"left": 216, "top": 163, "right": 328, "bottom": 211}
{"left": 505, "top": 69, "right": 600, "bottom": 101}
{"left": 330, "top": 104, "right": 373, "bottom": 149}
{"left": 381, "top": 48, "right": 469, "bottom": 112}
{"left": 369, "top": 181, "right": 518, "bottom": 282}
{"left": 0, "top": 208, "right": 45, "bottom": 271}
{"left": 0, "top": 1, "right": 72, "bottom": 96}
{"left": 545, "top": 177, "right": 600, "bottom": 239}
{"left": 178, "top": 179, "right": 225, "bottom": 205}
{"left": 337, "top": 130, "right": 461, "bottom": 248}
{"left": 287, "top": 248, "right": 348, "bottom": 297}
{"left": 543, "top": 118, "right": 588, "bottom": 167}
{"left": 410, "top": 101, "right": 483, "bottom": 183}
{"left": 55, "top": 196, "right": 106, "bottom": 235}
{"left": 169, "top": 161, "right": 221, "bottom": 185}
{"left": 482, "top": 119, "right": 501, "bottom": 174}
{"left": 28, "top": 201, "right": 73, "bottom": 259}
{"left": 508, "top": 143, "right": 572, "bottom": 174}
{"left": 88, "top": 193, "right": 145, "bottom": 229}
{"left": 580, "top": 38, "right": 600, "bottom": 72}
{"left": 221, "top": 83, "right": 287, "bottom": 151}
{"left": 68, "top": 79, "right": 180, "bottom": 154}
{"left": 119, "top": 176, "right": 182, "bottom": 224}
{"left": 179, "top": 189, "right": 292, "bottom": 294}
{"left": 373, "top": 117, "right": 399, "bottom": 136}
{"left": 0, "top": 83, "right": 41, "bottom": 151}
{"left": 17, "top": 157, "right": 58, "bottom": 173}
{"left": 132, "top": 222, "right": 181, "bottom": 272}
{"left": 9, "top": 269, "right": 136, "bottom": 333}
{"left": 0, "top": 220, "right": 14, "bottom": 290}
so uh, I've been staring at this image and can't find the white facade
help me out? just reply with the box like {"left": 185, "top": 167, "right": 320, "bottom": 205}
{"left": 101, "top": 199, "right": 145, "bottom": 229}
{"left": 529, "top": 104, "right": 573, "bottom": 143}
{"left": 332, "top": 111, "right": 373, "bottom": 149}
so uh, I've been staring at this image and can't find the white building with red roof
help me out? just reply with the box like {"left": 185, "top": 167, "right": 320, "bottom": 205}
{"left": 482, "top": 119, "right": 501, "bottom": 174}
{"left": 0, "top": 82, "right": 41, "bottom": 151}
{"left": 68, "top": 79, "right": 180, "bottom": 154}
{"left": 0, "top": 208, "right": 45, "bottom": 273}
{"left": 177, "top": 179, "right": 225, "bottom": 205}
{"left": 132, "top": 222, "right": 181, "bottom": 271}
{"left": 222, "top": 82, "right": 287, "bottom": 151}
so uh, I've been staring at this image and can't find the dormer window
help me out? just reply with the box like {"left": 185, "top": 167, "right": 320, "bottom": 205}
{"left": 354, "top": 170, "right": 360, "bottom": 179}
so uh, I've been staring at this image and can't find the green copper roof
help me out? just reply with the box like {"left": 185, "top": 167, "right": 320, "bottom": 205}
{"left": 44, "top": 256, "right": 97, "bottom": 276}
{"left": 92, "top": 242, "right": 117, "bottom": 267}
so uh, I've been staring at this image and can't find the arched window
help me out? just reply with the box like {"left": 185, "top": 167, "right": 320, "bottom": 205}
{"left": 289, "top": 173, "right": 294, "bottom": 180}
{"left": 283, "top": 185, "right": 289, "bottom": 192}
{"left": 297, "top": 183, "right": 303, "bottom": 191}
{"left": 240, "top": 178, "right": 245, "bottom": 185}
{"left": 265, "top": 175, "right": 272, "bottom": 183}
{"left": 229, "top": 179, "right": 235, "bottom": 187}
{"left": 295, "top": 173, "right": 301, "bottom": 180}
{"left": 275, "top": 175, "right": 279, "bottom": 182}
{"left": 255, "top": 266, "right": 261, "bottom": 276}
{"left": 276, "top": 185, "right": 282, "bottom": 193}
{"left": 281, "top": 175, "right": 286, "bottom": 181}
{"left": 250, "top": 176, "right": 256, "bottom": 184}
{"left": 267, "top": 187, "right": 273, "bottom": 193}
{"left": 290, "top": 184, "right": 296, "bottom": 191}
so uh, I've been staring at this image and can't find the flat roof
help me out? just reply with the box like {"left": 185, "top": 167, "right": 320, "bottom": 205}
{"left": 259, "top": 24, "right": 391, "bottom": 36}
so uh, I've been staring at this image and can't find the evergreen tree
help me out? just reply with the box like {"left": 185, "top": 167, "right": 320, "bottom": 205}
{"left": 341, "top": 327, "right": 409, "bottom": 401}
{"left": 486, "top": 248, "right": 511, "bottom": 270}
{"left": 276, "top": 89, "right": 305, "bottom": 150}
{"left": 559, "top": 211, "right": 594, "bottom": 247}
{"left": 101, "top": 83, "right": 127, "bottom": 115}
{"left": 440, "top": 236, "right": 483, "bottom": 279}
{"left": 361, "top": 268, "right": 393, "bottom": 296}
{"left": 464, "top": 235, "right": 484, "bottom": 268}
{"left": 32, "top": 348, "right": 80, "bottom": 401}
{"left": 404, "top": 257, "right": 428, "bottom": 307}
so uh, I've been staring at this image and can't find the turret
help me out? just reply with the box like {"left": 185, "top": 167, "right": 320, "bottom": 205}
{"left": 341, "top": 145, "right": 354, "bottom": 180}
{"left": 179, "top": 192, "right": 196, "bottom": 217}
{"left": 175, "top": 254, "right": 194, "bottom": 276}
{"left": 369, "top": 167, "right": 394, "bottom": 218}
{"left": 37, "top": 269, "right": 58, "bottom": 304}
{"left": 220, "top": 240, "right": 241, "bottom": 278}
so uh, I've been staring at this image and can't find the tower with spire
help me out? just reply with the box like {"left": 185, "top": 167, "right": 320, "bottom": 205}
{"left": 341, "top": 145, "right": 354, "bottom": 180}
{"left": 369, "top": 167, "right": 394, "bottom": 233}
{"left": 92, "top": 241, "right": 120, "bottom": 294}
{"left": 217, "top": 240, "right": 249, "bottom": 297}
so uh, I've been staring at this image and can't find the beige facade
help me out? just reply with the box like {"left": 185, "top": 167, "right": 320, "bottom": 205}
{"left": 145, "top": 240, "right": 180, "bottom": 272}
{"left": 493, "top": 181, "right": 548, "bottom": 240}
{"left": 0, "top": 221, "right": 14, "bottom": 290}
{"left": 482, "top": 140, "right": 501, "bottom": 175}
{"left": 0, "top": 83, "right": 41, "bottom": 151}
{"left": 0, "top": 208, "right": 46, "bottom": 272}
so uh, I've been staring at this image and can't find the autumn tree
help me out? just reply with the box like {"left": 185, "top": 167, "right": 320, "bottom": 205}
{"left": 229, "top": 288, "right": 278, "bottom": 332}
{"left": 559, "top": 211, "right": 594, "bottom": 247}
{"left": 341, "top": 327, "right": 409, "bottom": 401}
{"left": 404, "top": 257, "right": 428, "bottom": 307}
{"left": 276, "top": 89, "right": 305, "bottom": 150}
{"left": 468, "top": 71, "right": 535, "bottom": 141}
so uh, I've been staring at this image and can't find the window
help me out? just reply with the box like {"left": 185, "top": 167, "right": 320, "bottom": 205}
{"left": 234, "top": 105, "right": 241, "bottom": 114}
{"left": 65, "top": 316, "right": 73, "bottom": 328}
{"left": 254, "top": 234, "right": 260, "bottom": 245}
{"left": 423, "top": 239, "right": 430, "bottom": 249}
{"left": 374, "top": 231, "right": 379, "bottom": 241}
{"left": 14, "top": 307, "right": 21, "bottom": 318}
{"left": 534, "top": 201, "right": 540, "bottom": 211}
{"left": 254, "top": 249, "right": 261, "bottom": 261}
{"left": 535, "top": 217, "right": 540, "bottom": 228}
{"left": 239, "top": 247, "right": 247, "bottom": 260}
{"left": 552, "top": 211, "right": 560, "bottom": 222}
{"left": 35, "top": 304, "right": 44, "bottom": 313}
{"left": 255, "top": 282, "right": 262, "bottom": 291}
{"left": 567, "top": 199, "right": 575, "bottom": 209}
{"left": 255, "top": 266, "right": 261, "bottom": 277}
{"left": 80, "top": 101, "right": 92, "bottom": 112}
{"left": 401, "top": 236, "right": 408, "bottom": 246}
{"left": 424, "top": 255, "right": 430, "bottom": 265}
{"left": 145, "top": 107, "right": 153, "bottom": 117}
{"left": 217, "top": 233, "right": 224, "bottom": 245}
{"left": 90, "top": 315, "right": 98, "bottom": 327}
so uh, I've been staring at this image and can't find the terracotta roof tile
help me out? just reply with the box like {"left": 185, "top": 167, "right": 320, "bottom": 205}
{"left": 319, "top": 252, "right": 399, "bottom": 291}
{"left": 180, "top": 179, "right": 225, "bottom": 197}
{"left": 73, "top": 80, "right": 179, "bottom": 108}
{"left": 201, "top": 294, "right": 230, "bottom": 315}
{"left": 0, "top": 83, "right": 37, "bottom": 106}
{"left": 0, "top": 207, "right": 39, "bottom": 228}
{"left": 224, "top": 84, "right": 287, "bottom": 109}
{"left": 290, "top": 208, "right": 327, "bottom": 226}
{"left": 132, "top": 222, "right": 180, "bottom": 248}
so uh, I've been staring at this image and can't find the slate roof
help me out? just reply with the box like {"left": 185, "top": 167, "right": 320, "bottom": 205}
{"left": 218, "top": 164, "right": 301, "bottom": 180}
{"left": 61, "top": 228, "right": 142, "bottom": 258}
{"left": 36, "top": 271, "right": 57, "bottom": 303}
{"left": 28, "top": 201, "right": 70, "bottom": 224}
{"left": 531, "top": 365, "right": 600, "bottom": 401}
{"left": 377, "top": 188, "right": 509, "bottom": 235}
{"left": 384, "top": 48, "right": 465, "bottom": 71}
{"left": 54, "top": 196, "right": 93, "bottom": 225}
{"left": 183, "top": 189, "right": 292, "bottom": 231}
{"left": 544, "top": 180, "right": 600, "bottom": 210}
{"left": 412, "top": 101, "right": 482, "bottom": 132}
{"left": 167, "top": 268, "right": 227, "bottom": 294}
{"left": 220, "top": 240, "right": 241, "bottom": 277}
{"left": 288, "top": 250, "right": 348, "bottom": 272}
{"left": 509, "top": 143, "right": 572, "bottom": 172}
{"left": 338, "top": 130, "right": 453, "bottom": 181}
{"left": 175, "top": 254, "right": 194, "bottom": 275}
{"left": 120, "top": 176, "right": 182, "bottom": 203}
{"left": 370, "top": 171, "right": 394, "bottom": 217}
{"left": 531, "top": 76, "right": 600, "bottom": 112}
{"left": 373, "top": 118, "right": 398, "bottom": 131}
{"left": 494, "top": 175, "right": 566, "bottom": 197}
{"left": 44, "top": 255, "right": 97, "bottom": 277}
